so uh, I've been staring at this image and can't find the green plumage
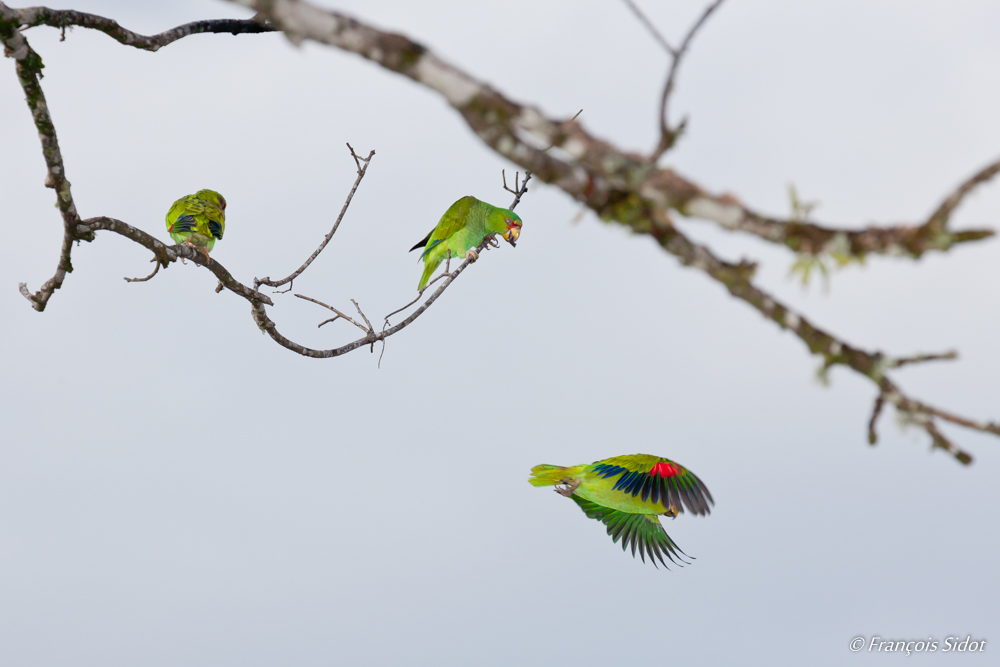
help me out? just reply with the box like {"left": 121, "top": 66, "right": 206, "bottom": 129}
{"left": 165, "top": 189, "right": 227, "bottom": 256}
{"left": 410, "top": 196, "right": 523, "bottom": 290}
{"left": 529, "top": 454, "right": 714, "bottom": 568}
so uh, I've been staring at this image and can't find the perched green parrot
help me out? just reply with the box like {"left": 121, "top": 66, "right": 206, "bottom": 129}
{"left": 165, "top": 189, "right": 227, "bottom": 262}
{"left": 529, "top": 454, "right": 713, "bottom": 568}
{"left": 410, "top": 196, "right": 523, "bottom": 290}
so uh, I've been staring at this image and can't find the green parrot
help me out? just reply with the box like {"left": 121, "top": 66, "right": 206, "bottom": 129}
{"left": 529, "top": 454, "right": 714, "bottom": 568}
{"left": 410, "top": 196, "right": 523, "bottom": 290}
{"left": 165, "top": 189, "right": 227, "bottom": 262}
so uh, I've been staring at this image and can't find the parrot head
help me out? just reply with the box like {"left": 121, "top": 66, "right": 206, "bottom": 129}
{"left": 196, "top": 189, "right": 227, "bottom": 212}
{"left": 501, "top": 211, "right": 523, "bottom": 247}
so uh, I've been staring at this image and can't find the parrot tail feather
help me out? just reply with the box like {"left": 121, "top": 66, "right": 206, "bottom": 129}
{"left": 410, "top": 231, "right": 432, "bottom": 252}
{"left": 529, "top": 464, "right": 578, "bottom": 487}
{"left": 417, "top": 259, "right": 441, "bottom": 291}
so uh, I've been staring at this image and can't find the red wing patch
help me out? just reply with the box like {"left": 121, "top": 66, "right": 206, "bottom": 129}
{"left": 650, "top": 461, "right": 680, "bottom": 477}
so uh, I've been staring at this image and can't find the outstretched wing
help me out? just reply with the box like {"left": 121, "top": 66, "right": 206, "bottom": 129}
{"left": 589, "top": 454, "right": 714, "bottom": 516}
{"left": 571, "top": 495, "right": 690, "bottom": 569}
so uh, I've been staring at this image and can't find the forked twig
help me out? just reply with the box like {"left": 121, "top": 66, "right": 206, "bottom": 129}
{"left": 621, "top": 0, "right": 727, "bottom": 160}
{"left": 294, "top": 293, "right": 369, "bottom": 333}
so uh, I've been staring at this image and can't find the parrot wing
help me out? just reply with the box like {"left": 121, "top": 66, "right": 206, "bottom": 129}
{"left": 169, "top": 214, "right": 197, "bottom": 234}
{"left": 571, "top": 495, "right": 690, "bottom": 569}
{"left": 410, "top": 196, "right": 478, "bottom": 254}
{"left": 589, "top": 454, "right": 714, "bottom": 516}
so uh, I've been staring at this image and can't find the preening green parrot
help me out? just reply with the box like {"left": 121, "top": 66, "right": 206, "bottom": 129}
{"left": 410, "top": 196, "right": 523, "bottom": 290}
{"left": 529, "top": 454, "right": 713, "bottom": 568}
{"left": 165, "top": 189, "right": 227, "bottom": 262}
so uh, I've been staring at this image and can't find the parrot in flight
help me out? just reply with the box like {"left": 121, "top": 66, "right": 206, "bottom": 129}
{"left": 165, "top": 189, "right": 227, "bottom": 263}
{"left": 529, "top": 454, "right": 713, "bottom": 568}
{"left": 410, "top": 196, "right": 523, "bottom": 290}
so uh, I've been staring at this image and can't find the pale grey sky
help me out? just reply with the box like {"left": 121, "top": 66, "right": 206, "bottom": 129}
{"left": 2, "top": 1, "right": 998, "bottom": 665}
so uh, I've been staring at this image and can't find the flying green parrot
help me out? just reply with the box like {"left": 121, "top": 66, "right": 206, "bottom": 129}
{"left": 410, "top": 196, "right": 523, "bottom": 290}
{"left": 529, "top": 454, "right": 713, "bottom": 568}
{"left": 165, "top": 189, "right": 227, "bottom": 262}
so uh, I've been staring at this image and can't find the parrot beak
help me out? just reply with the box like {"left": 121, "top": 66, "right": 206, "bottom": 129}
{"left": 503, "top": 224, "right": 521, "bottom": 247}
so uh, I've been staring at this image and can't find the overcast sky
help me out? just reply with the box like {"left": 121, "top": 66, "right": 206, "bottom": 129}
{"left": 2, "top": 1, "right": 999, "bottom": 665}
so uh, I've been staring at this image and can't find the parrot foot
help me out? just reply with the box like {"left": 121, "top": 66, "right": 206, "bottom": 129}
{"left": 464, "top": 248, "right": 479, "bottom": 262}
{"left": 485, "top": 234, "right": 500, "bottom": 248}
{"left": 663, "top": 506, "right": 679, "bottom": 519}
{"left": 183, "top": 241, "right": 211, "bottom": 265}
{"left": 554, "top": 478, "right": 580, "bottom": 497}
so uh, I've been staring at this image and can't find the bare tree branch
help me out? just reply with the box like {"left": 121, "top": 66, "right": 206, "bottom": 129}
{"left": 620, "top": 0, "right": 673, "bottom": 56}
{"left": 255, "top": 144, "right": 374, "bottom": 293}
{"left": 123, "top": 257, "right": 162, "bottom": 283}
{"left": 12, "top": 5, "right": 274, "bottom": 51}
{"left": 924, "top": 155, "right": 1000, "bottom": 235}
{"left": 889, "top": 350, "right": 958, "bottom": 369}
{"left": 295, "top": 294, "right": 370, "bottom": 333}
{"left": 621, "top": 0, "right": 728, "bottom": 160}
{"left": 2, "top": 4, "right": 85, "bottom": 311}
{"left": 225, "top": 0, "right": 999, "bottom": 462}
{"left": 281, "top": 172, "right": 532, "bottom": 358}
{"left": 6, "top": 1, "right": 998, "bottom": 461}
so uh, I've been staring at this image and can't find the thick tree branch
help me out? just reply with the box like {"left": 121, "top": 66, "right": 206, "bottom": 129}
{"left": 2, "top": 4, "right": 85, "bottom": 311}
{"left": 653, "top": 217, "right": 984, "bottom": 464}
{"left": 81, "top": 216, "right": 274, "bottom": 306}
{"left": 228, "top": 0, "right": 999, "bottom": 462}
{"left": 6, "top": 1, "right": 997, "bottom": 460}
{"left": 221, "top": 0, "right": 991, "bottom": 262}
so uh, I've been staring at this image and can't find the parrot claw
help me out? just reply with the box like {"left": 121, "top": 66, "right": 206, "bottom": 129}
{"left": 554, "top": 478, "right": 580, "bottom": 497}
{"left": 464, "top": 248, "right": 479, "bottom": 262}
{"left": 486, "top": 234, "right": 500, "bottom": 248}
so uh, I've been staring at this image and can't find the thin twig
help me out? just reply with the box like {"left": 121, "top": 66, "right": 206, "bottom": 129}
{"left": 383, "top": 270, "right": 454, "bottom": 324}
{"left": 868, "top": 392, "right": 886, "bottom": 445}
{"left": 541, "top": 109, "right": 583, "bottom": 153}
{"left": 643, "top": 0, "right": 727, "bottom": 160}
{"left": 351, "top": 299, "right": 374, "bottom": 332}
{"left": 294, "top": 294, "right": 369, "bottom": 333}
{"left": 925, "top": 421, "right": 973, "bottom": 466}
{"left": 923, "top": 155, "right": 1000, "bottom": 235}
{"left": 124, "top": 257, "right": 162, "bottom": 283}
{"left": 256, "top": 144, "right": 374, "bottom": 291}
{"left": 620, "top": 0, "right": 675, "bottom": 55}
{"left": 890, "top": 350, "right": 958, "bottom": 369}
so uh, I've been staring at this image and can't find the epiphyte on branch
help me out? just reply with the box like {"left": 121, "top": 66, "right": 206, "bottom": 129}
{"left": 166, "top": 189, "right": 227, "bottom": 262}
{"left": 529, "top": 454, "right": 714, "bottom": 569}
{"left": 409, "top": 196, "right": 522, "bottom": 290}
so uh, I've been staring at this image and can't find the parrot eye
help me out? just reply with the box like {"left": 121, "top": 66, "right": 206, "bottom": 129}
{"left": 219, "top": 196, "right": 227, "bottom": 210}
